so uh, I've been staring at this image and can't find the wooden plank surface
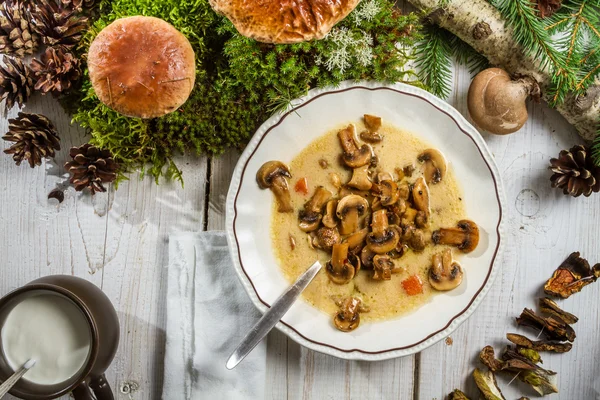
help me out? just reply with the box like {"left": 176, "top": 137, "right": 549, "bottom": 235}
{"left": 1, "top": 56, "right": 599, "bottom": 400}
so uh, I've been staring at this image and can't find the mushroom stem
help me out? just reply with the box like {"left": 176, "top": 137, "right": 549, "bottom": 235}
{"left": 432, "top": 220, "right": 480, "bottom": 253}
{"left": 271, "top": 176, "right": 293, "bottom": 212}
{"left": 337, "top": 125, "right": 373, "bottom": 168}
{"left": 331, "top": 242, "right": 349, "bottom": 269}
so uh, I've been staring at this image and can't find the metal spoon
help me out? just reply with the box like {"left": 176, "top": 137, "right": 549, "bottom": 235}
{"left": 0, "top": 359, "right": 36, "bottom": 398}
{"left": 226, "top": 261, "right": 322, "bottom": 369}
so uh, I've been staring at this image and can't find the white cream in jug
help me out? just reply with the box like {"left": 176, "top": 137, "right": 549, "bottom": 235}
{"left": 1, "top": 292, "right": 91, "bottom": 385}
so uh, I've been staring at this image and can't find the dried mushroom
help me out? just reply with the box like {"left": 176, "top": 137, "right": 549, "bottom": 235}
{"left": 516, "top": 308, "right": 576, "bottom": 342}
{"left": 337, "top": 195, "right": 369, "bottom": 235}
{"left": 257, "top": 161, "right": 293, "bottom": 212}
{"left": 412, "top": 176, "right": 430, "bottom": 217}
{"left": 544, "top": 251, "right": 600, "bottom": 298}
{"left": 506, "top": 333, "right": 572, "bottom": 353}
{"left": 429, "top": 249, "right": 463, "bottom": 291}
{"left": 326, "top": 243, "right": 360, "bottom": 284}
{"left": 539, "top": 297, "right": 578, "bottom": 324}
{"left": 372, "top": 254, "right": 397, "bottom": 280}
{"left": 347, "top": 164, "right": 372, "bottom": 190}
{"left": 517, "top": 347, "right": 542, "bottom": 364}
{"left": 337, "top": 124, "right": 373, "bottom": 168}
{"left": 418, "top": 148, "right": 447, "bottom": 184}
{"left": 367, "top": 209, "right": 400, "bottom": 254}
{"left": 472, "top": 368, "right": 505, "bottom": 400}
{"left": 501, "top": 346, "right": 558, "bottom": 396}
{"left": 432, "top": 220, "right": 479, "bottom": 253}
{"left": 298, "top": 186, "right": 332, "bottom": 232}
{"left": 333, "top": 297, "right": 368, "bottom": 332}
{"left": 447, "top": 389, "right": 470, "bottom": 400}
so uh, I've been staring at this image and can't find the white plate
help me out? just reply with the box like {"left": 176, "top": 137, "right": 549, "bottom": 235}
{"left": 226, "top": 81, "right": 505, "bottom": 360}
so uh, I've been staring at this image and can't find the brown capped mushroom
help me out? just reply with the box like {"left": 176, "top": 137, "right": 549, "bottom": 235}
{"left": 418, "top": 149, "right": 447, "bottom": 184}
{"left": 209, "top": 0, "right": 360, "bottom": 44}
{"left": 256, "top": 161, "right": 293, "bottom": 213}
{"left": 415, "top": 211, "right": 428, "bottom": 229}
{"left": 336, "top": 195, "right": 369, "bottom": 235}
{"left": 337, "top": 125, "right": 373, "bottom": 168}
{"left": 367, "top": 209, "right": 400, "bottom": 254}
{"left": 412, "top": 177, "right": 430, "bottom": 217}
{"left": 372, "top": 254, "right": 398, "bottom": 280}
{"left": 298, "top": 186, "right": 332, "bottom": 232}
{"left": 344, "top": 227, "right": 369, "bottom": 252}
{"left": 347, "top": 164, "right": 372, "bottom": 191}
{"left": 333, "top": 296, "right": 368, "bottom": 332}
{"left": 398, "top": 181, "right": 410, "bottom": 200}
{"left": 312, "top": 227, "right": 341, "bottom": 251}
{"left": 322, "top": 200, "right": 338, "bottom": 228}
{"left": 432, "top": 220, "right": 480, "bottom": 253}
{"left": 88, "top": 16, "right": 196, "bottom": 119}
{"left": 326, "top": 243, "right": 361, "bottom": 285}
{"left": 429, "top": 248, "right": 463, "bottom": 291}
{"left": 376, "top": 180, "right": 400, "bottom": 206}
{"left": 360, "top": 246, "right": 376, "bottom": 268}
{"left": 406, "top": 227, "right": 426, "bottom": 252}
{"left": 401, "top": 206, "right": 418, "bottom": 226}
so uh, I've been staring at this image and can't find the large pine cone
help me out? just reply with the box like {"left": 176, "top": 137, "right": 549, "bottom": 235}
{"left": 60, "top": 0, "right": 98, "bottom": 12}
{"left": 0, "top": 55, "right": 33, "bottom": 112}
{"left": 3, "top": 112, "right": 60, "bottom": 167}
{"left": 65, "top": 144, "right": 118, "bottom": 194}
{"left": 31, "top": 46, "right": 81, "bottom": 94}
{"left": 549, "top": 145, "right": 600, "bottom": 197}
{"left": 31, "top": 0, "right": 88, "bottom": 49}
{"left": 0, "top": 0, "right": 39, "bottom": 56}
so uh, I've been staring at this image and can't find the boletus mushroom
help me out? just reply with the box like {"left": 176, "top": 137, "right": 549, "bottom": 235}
{"left": 372, "top": 254, "right": 398, "bottom": 280}
{"left": 467, "top": 68, "right": 540, "bottom": 135}
{"left": 298, "top": 186, "right": 332, "bottom": 232}
{"left": 347, "top": 164, "right": 372, "bottom": 191}
{"left": 209, "top": 0, "right": 360, "bottom": 44}
{"left": 337, "top": 125, "right": 373, "bottom": 168}
{"left": 418, "top": 149, "right": 447, "bottom": 184}
{"left": 88, "top": 16, "right": 196, "bottom": 119}
{"left": 326, "top": 243, "right": 361, "bottom": 285}
{"left": 367, "top": 209, "right": 400, "bottom": 254}
{"left": 256, "top": 161, "right": 293, "bottom": 213}
{"left": 429, "top": 248, "right": 463, "bottom": 291}
{"left": 336, "top": 195, "right": 369, "bottom": 235}
{"left": 333, "top": 296, "right": 368, "bottom": 332}
{"left": 432, "top": 220, "right": 480, "bottom": 253}
{"left": 412, "top": 177, "right": 430, "bottom": 217}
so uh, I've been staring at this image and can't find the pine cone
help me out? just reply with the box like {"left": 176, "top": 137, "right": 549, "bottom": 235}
{"left": 60, "top": 0, "right": 98, "bottom": 12}
{"left": 3, "top": 112, "right": 60, "bottom": 167}
{"left": 65, "top": 144, "right": 118, "bottom": 194}
{"left": 534, "top": 0, "right": 562, "bottom": 18}
{"left": 0, "top": 55, "right": 33, "bottom": 112}
{"left": 549, "top": 145, "right": 600, "bottom": 197}
{"left": 0, "top": 0, "right": 39, "bottom": 56}
{"left": 31, "top": 46, "right": 81, "bottom": 94}
{"left": 31, "top": 1, "right": 88, "bottom": 49}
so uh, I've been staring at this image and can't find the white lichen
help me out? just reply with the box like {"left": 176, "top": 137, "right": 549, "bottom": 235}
{"left": 351, "top": 0, "right": 382, "bottom": 26}
{"left": 318, "top": 28, "right": 374, "bottom": 74}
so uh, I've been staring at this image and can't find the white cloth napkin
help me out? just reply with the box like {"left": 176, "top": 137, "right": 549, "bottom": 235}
{"left": 163, "top": 231, "right": 266, "bottom": 400}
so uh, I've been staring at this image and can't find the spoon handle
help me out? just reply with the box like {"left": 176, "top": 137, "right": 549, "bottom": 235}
{"left": 226, "top": 260, "right": 322, "bottom": 370}
{"left": 0, "top": 361, "right": 33, "bottom": 398}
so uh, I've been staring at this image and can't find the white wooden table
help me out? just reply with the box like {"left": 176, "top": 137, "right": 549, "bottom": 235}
{"left": 1, "top": 64, "right": 599, "bottom": 399}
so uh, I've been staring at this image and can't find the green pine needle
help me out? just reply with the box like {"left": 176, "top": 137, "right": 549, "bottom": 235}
{"left": 415, "top": 23, "right": 453, "bottom": 99}
{"left": 593, "top": 121, "right": 600, "bottom": 168}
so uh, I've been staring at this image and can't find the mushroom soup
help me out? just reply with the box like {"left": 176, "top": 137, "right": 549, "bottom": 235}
{"left": 262, "top": 115, "right": 478, "bottom": 331}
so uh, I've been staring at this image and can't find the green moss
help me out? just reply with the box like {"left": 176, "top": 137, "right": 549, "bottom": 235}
{"left": 69, "top": 0, "right": 422, "bottom": 183}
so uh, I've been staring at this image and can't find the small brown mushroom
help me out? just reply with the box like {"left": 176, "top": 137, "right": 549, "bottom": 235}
{"left": 333, "top": 297, "right": 366, "bottom": 332}
{"left": 398, "top": 181, "right": 410, "bottom": 200}
{"left": 313, "top": 227, "right": 341, "bottom": 250}
{"left": 407, "top": 228, "right": 426, "bottom": 251}
{"left": 367, "top": 209, "right": 400, "bottom": 254}
{"left": 256, "top": 161, "right": 293, "bottom": 213}
{"left": 373, "top": 179, "right": 400, "bottom": 206}
{"left": 418, "top": 149, "right": 447, "bottom": 184}
{"left": 322, "top": 200, "right": 338, "bottom": 228}
{"left": 401, "top": 206, "right": 418, "bottom": 226}
{"left": 298, "top": 186, "right": 332, "bottom": 232}
{"left": 412, "top": 177, "right": 430, "bottom": 217}
{"left": 344, "top": 227, "right": 369, "bottom": 252}
{"left": 326, "top": 243, "right": 361, "bottom": 285}
{"left": 329, "top": 172, "right": 342, "bottom": 189}
{"left": 372, "top": 254, "right": 398, "bottom": 280}
{"left": 88, "top": 16, "right": 196, "bottom": 119}
{"left": 432, "top": 220, "right": 480, "bottom": 253}
{"left": 347, "top": 165, "right": 373, "bottom": 191}
{"left": 429, "top": 248, "right": 463, "bottom": 291}
{"left": 337, "top": 125, "right": 373, "bottom": 168}
{"left": 360, "top": 130, "right": 383, "bottom": 143}
{"left": 336, "top": 195, "right": 369, "bottom": 235}
{"left": 467, "top": 68, "right": 540, "bottom": 135}
{"left": 363, "top": 114, "right": 382, "bottom": 132}
{"left": 360, "top": 246, "right": 376, "bottom": 268}
{"left": 415, "top": 211, "right": 428, "bottom": 229}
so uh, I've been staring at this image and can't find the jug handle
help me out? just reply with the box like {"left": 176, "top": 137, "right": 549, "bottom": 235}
{"left": 72, "top": 374, "right": 114, "bottom": 400}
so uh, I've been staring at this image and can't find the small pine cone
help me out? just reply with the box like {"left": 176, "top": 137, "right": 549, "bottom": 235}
{"left": 0, "top": 55, "right": 33, "bottom": 112}
{"left": 60, "top": 0, "right": 98, "bottom": 12}
{"left": 549, "top": 144, "right": 600, "bottom": 197}
{"left": 3, "top": 112, "right": 60, "bottom": 167}
{"left": 31, "top": 46, "right": 81, "bottom": 94}
{"left": 65, "top": 144, "right": 118, "bottom": 194}
{"left": 31, "top": 1, "right": 89, "bottom": 49}
{"left": 0, "top": 0, "right": 39, "bottom": 56}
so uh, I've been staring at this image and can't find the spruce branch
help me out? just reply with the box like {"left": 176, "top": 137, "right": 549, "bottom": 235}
{"left": 415, "top": 23, "right": 453, "bottom": 98}
{"left": 593, "top": 121, "right": 600, "bottom": 168}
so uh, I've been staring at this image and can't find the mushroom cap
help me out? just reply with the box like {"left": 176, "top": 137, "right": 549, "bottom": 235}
{"left": 88, "top": 16, "right": 196, "bottom": 119}
{"left": 209, "top": 0, "right": 360, "bottom": 44}
{"left": 432, "top": 219, "right": 480, "bottom": 253}
{"left": 336, "top": 194, "right": 369, "bottom": 219}
{"left": 322, "top": 199, "right": 338, "bottom": 228}
{"left": 418, "top": 149, "right": 447, "bottom": 184}
{"left": 338, "top": 125, "right": 374, "bottom": 168}
{"left": 429, "top": 248, "right": 463, "bottom": 291}
{"left": 467, "top": 68, "right": 529, "bottom": 135}
{"left": 412, "top": 177, "right": 430, "bottom": 217}
{"left": 256, "top": 161, "right": 291, "bottom": 188}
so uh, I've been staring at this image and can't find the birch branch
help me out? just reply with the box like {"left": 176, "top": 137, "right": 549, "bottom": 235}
{"left": 408, "top": 0, "right": 600, "bottom": 140}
